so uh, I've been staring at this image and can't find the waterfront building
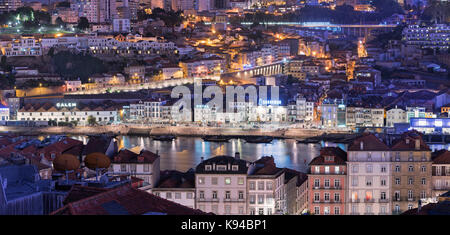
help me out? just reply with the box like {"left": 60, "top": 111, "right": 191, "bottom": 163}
{"left": 17, "top": 102, "right": 119, "bottom": 126}
{"left": 320, "top": 99, "right": 346, "bottom": 128}
{"left": 284, "top": 168, "right": 308, "bottom": 215}
{"left": 431, "top": 150, "right": 450, "bottom": 199}
{"left": 386, "top": 106, "right": 407, "bottom": 127}
{"left": 247, "top": 156, "right": 285, "bottom": 215}
{"left": 347, "top": 134, "right": 392, "bottom": 215}
{"left": 345, "top": 107, "right": 385, "bottom": 129}
{"left": 308, "top": 147, "right": 347, "bottom": 215}
{"left": 294, "top": 96, "right": 315, "bottom": 123}
{"left": 390, "top": 132, "right": 432, "bottom": 214}
{"left": 406, "top": 107, "right": 427, "bottom": 123}
{"left": 195, "top": 155, "right": 248, "bottom": 215}
{"left": 152, "top": 169, "right": 196, "bottom": 209}
{"left": 110, "top": 149, "right": 161, "bottom": 190}
{"left": 124, "top": 65, "right": 146, "bottom": 84}
{"left": 129, "top": 99, "right": 167, "bottom": 123}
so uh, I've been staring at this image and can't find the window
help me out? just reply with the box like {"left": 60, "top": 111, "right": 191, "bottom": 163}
{"left": 352, "top": 176, "right": 358, "bottom": 186}
{"left": 395, "top": 178, "right": 400, "bottom": 185}
{"left": 324, "top": 193, "right": 330, "bottom": 202}
{"left": 238, "top": 206, "right": 244, "bottom": 214}
{"left": 166, "top": 192, "right": 172, "bottom": 199}
{"left": 238, "top": 177, "right": 244, "bottom": 185}
{"left": 231, "top": 165, "right": 238, "bottom": 171}
{"left": 408, "top": 190, "right": 413, "bottom": 199}
{"left": 121, "top": 164, "right": 126, "bottom": 172}
{"left": 212, "top": 177, "right": 218, "bottom": 185}
{"left": 381, "top": 179, "right": 386, "bottom": 186}
{"left": 408, "top": 165, "right": 414, "bottom": 172}
{"left": 352, "top": 165, "right": 358, "bottom": 173}
{"left": 421, "top": 191, "right": 426, "bottom": 199}
{"left": 225, "top": 177, "right": 231, "bottom": 185}
{"left": 143, "top": 164, "right": 150, "bottom": 172}
{"left": 198, "top": 177, "right": 205, "bottom": 184}
{"left": 314, "top": 207, "right": 320, "bottom": 215}
{"left": 381, "top": 192, "right": 386, "bottom": 200}
{"left": 408, "top": 177, "right": 413, "bottom": 185}
{"left": 250, "top": 208, "right": 255, "bottom": 215}
{"left": 325, "top": 166, "right": 330, "bottom": 174}
{"left": 381, "top": 165, "right": 386, "bottom": 173}
{"left": 366, "top": 164, "right": 373, "bottom": 173}
{"left": 324, "top": 207, "right": 330, "bottom": 215}
{"left": 205, "top": 165, "right": 212, "bottom": 171}
{"left": 249, "top": 195, "right": 256, "bottom": 204}
{"left": 334, "top": 193, "right": 340, "bottom": 202}
{"left": 314, "top": 193, "right": 320, "bottom": 202}
{"left": 314, "top": 166, "right": 320, "bottom": 173}
{"left": 175, "top": 192, "right": 181, "bottom": 199}
{"left": 314, "top": 179, "right": 320, "bottom": 188}
{"left": 187, "top": 192, "right": 193, "bottom": 199}
{"left": 212, "top": 191, "right": 217, "bottom": 199}
{"left": 394, "top": 204, "right": 400, "bottom": 212}
{"left": 225, "top": 191, "right": 230, "bottom": 199}
{"left": 154, "top": 192, "right": 160, "bottom": 197}
{"left": 199, "top": 191, "right": 204, "bottom": 199}
{"left": 421, "top": 166, "right": 426, "bottom": 172}
{"left": 334, "top": 179, "right": 340, "bottom": 188}
{"left": 324, "top": 179, "right": 330, "bottom": 188}
{"left": 266, "top": 181, "right": 273, "bottom": 190}
{"left": 257, "top": 208, "right": 264, "bottom": 215}
{"left": 334, "top": 207, "right": 340, "bottom": 215}
{"left": 408, "top": 204, "right": 413, "bottom": 210}
{"left": 366, "top": 177, "right": 372, "bottom": 186}
{"left": 249, "top": 181, "right": 255, "bottom": 190}
{"left": 258, "top": 181, "right": 264, "bottom": 190}
{"left": 225, "top": 205, "right": 231, "bottom": 215}
{"left": 395, "top": 165, "right": 400, "bottom": 172}
{"left": 267, "top": 208, "right": 272, "bottom": 215}
{"left": 394, "top": 191, "right": 400, "bottom": 201}
{"left": 258, "top": 195, "right": 264, "bottom": 204}
{"left": 239, "top": 191, "right": 244, "bottom": 199}
{"left": 334, "top": 166, "right": 340, "bottom": 173}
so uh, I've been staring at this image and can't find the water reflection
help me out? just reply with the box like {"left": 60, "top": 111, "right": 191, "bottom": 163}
{"left": 66, "top": 135, "right": 450, "bottom": 173}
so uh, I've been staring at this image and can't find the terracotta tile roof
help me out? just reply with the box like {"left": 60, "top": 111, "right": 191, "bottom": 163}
{"left": 250, "top": 156, "right": 283, "bottom": 176}
{"left": 62, "top": 185, "right": 109, "bottom": 205}
{"left": 84, "top": 135, "right": 115, "bottom": 156}
{"left": 37, "top": 138, "right": 83, "bottom": 161}
{"left": 309, "top": 147, "right": 347, "bottom": 166}
{"left": 348, "top": 133, "right": 390, "bottom": 151}
{"left": 51, "top": 185, "right": 209, "bottom": 215}
{"left": 283, "top": 168, "right": 308, "bottom": 186}
{"left": 390, "top": 131, "right": 431, "bottom": 151}
{"left": 432, "top": 150, "right": 450, "bottom": 164}
{"left": 113, "top": 149, "right": 159, "bottom": 164}
{"left": 155, "top": 170, "right": 195, "bottom": 189}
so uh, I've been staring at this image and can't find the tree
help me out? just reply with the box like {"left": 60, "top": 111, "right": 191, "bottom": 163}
{"left": 87, "top": 115, "right": 97, "bottom": 126}
{"left": 77, "top": 17, "right": 89, "bottom": 30}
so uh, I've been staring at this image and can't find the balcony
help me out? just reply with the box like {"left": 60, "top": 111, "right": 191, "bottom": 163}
{"left": 378, "top": 199, "right": 389, "bottom": 203}
{"left": 364, "top": 199, "right": 375, "bottom": 203}
{"left": 223, "top": 198, "right": 245, "bottom": 203}
{"left": 312, "top": 200, "right": 341, "bottom": 204}
{"left": 312, "top": 186, "right": 342, "bottom": 190}
{"left": 349, "top": 199, "right": 360, "bottom": 203}
{"left": 198, "top": 198, "right": 220, "bottom": 202}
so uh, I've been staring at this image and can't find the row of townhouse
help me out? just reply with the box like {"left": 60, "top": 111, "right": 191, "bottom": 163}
{"left": 309, "top": 132, "right": 450, "bottom": 215}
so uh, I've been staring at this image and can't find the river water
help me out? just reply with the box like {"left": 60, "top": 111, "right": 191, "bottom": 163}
{"left": 70, "top": 135, "right": 450, "bottom": 173}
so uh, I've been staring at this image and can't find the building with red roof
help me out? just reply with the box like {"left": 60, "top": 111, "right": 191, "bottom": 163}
{"left": 51, "top": 184, "right": 209, "bottom": 215}
{"left": 431, "top": 150, "right": 450, "bottom": 198}
{"left": 308, "top": 147, "right": 347, "bottom": 215}
{"left": 152, "top": 169, "right": 196, "bottom": 209}
{"left": 110, "top": 149, "right": 160, "bottom": 191}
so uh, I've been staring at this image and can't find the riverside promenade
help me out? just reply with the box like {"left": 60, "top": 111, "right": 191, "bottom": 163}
{"left": 0, "top": 124, "right": 351, "bottom": 139}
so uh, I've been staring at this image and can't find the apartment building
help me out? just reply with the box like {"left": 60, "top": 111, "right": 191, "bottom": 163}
{"left": 347, "top": 134, "right": 392, "bottom": 215}
{"left": 110, "top": 148, "right": 161, "bottom": 190}
{"left": 390, "top": 132, "right": 432, "bottom": 214}
{"left": 308, "top": 147, "right": 347, "bottom": 215}
{"left": 1, "top": 36, "right": 42, "bottom": 57}
{"left": 386, "top": 106, "right": 407, "bottom": 127}
{"left": 179, "top": 56, "right": 225, "bottom": 78}
{"left": 346, "top": 107, "right": 385, "bottom": 128}
{"left": 195, "top": 155, "right": 248, "bottom": 215}
{"left": 152, "top": 169, "right": 196, "bottom": 209}
{"left": 0, "top": 0, "right": 22, "bottom": 13}
{"left": 247, "top": 156, "right": 285, "bottom": 215}
{"left": 431, "top": 150, "right": 450, "bottom": 198}
{"left": 402, "top": 24, "right": 450, "bottom": 50}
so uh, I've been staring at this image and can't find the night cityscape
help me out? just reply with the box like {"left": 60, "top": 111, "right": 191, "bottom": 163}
{"left": 0, "top": 0, "right": 449, "bottom": 221}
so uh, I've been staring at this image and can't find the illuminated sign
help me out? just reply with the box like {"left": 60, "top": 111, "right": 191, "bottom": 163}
{"left": 56, "top": 102, "right": 77, "bottom": 108}
{"left": 258, "top": 99, "right": 281, "bottom": 106}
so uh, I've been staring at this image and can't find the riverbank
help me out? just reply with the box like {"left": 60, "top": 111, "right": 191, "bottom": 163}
{"left": 0, "top": 125, "right": 353, "bottom": 139}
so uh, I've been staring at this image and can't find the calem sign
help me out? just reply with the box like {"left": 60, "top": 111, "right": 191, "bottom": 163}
{"left": 56, "top": 102, "right": 77, "bottom": 108}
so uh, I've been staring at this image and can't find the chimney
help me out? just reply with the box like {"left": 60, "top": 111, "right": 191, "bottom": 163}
{"left": 360, "top": 141, "right": 364, "bottom": 150}
{"left": 200, "top": 156, "right": 204, "bottom": 162}
{"left": 235, "top": 152, "right": 240, "bottom": 160}
{"left": 415, "top": 139, "right": 420, "bottom": 150}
